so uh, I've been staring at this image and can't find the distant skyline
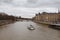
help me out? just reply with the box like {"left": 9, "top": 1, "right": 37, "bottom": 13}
{"left": 0, "top": 0, "right": 60, "bottom": 18}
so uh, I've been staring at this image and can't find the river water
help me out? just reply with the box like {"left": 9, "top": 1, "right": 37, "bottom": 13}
{"left": 0, "top": 20, "right": 60, "bottom": 40}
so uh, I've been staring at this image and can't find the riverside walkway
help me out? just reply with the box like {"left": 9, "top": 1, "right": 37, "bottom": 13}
{"left": 35, "top": 21, "right": 60, "bottom": 27}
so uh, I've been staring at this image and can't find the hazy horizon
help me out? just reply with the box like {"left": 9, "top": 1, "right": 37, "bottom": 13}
{"left": 0, "top": 0, "right": 60, "bottom": 18}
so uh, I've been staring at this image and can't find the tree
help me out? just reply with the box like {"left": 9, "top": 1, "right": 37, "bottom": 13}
{"left": 36, "top": 14, "right": 38, "bottom": 16}
{"left": 38, "top": 12, "right": 40, "bottom": 15}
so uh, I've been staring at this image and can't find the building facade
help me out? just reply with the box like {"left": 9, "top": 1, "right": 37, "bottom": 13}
{"left": 33, "top": 12, "right": 60, "bottom": 24}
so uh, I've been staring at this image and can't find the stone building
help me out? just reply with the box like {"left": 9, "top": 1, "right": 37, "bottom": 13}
{"left": 33, "top": 12, "right": 60, "bottom": 24}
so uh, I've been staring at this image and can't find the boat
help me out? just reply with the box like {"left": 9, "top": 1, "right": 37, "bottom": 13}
{"left": 27, "top": 25, "right": 35, "bottom": 30}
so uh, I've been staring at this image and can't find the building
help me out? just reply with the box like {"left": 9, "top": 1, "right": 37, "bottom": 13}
{"left": 33, "top": 12, "right": 60, "bottom": 24}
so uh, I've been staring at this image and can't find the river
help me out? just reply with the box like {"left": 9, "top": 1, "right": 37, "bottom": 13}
{"left": 0, "top": 20, "right": 60, "bottom": 40}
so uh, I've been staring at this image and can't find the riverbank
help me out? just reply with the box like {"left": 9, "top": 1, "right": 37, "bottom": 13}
{"left": 33, "top": 21, "right": 50, "bottom": 25}
{"left": 33, "top": 21, "right": 60, "bottom": 26}
{"left": 0, "top": 20, "right": 16, "bottom": 26}
{"left": 33, "top": 21, "right": 60, "bottom": 30}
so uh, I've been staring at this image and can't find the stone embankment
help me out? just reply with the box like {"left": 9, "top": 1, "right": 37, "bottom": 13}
{"left": 0, "top": 20, "right": 15, "bottom": 26}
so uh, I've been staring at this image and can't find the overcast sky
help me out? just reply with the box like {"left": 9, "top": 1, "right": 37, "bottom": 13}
{"left": 0, "top": 0, "right": 60, "bottom": 18}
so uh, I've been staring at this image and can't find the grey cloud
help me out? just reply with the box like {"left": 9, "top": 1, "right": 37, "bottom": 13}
{"left": 26, "top": 0, "right": 60, "bottom": 8}
{"left": 0, "top": 0, "right": 59, "bottom": 7}
{"left": 0, "top": 0, "right": 12, "bottom": 3}
{"left": 0, "top": 0, "right": 60, "bottom": 8}
{"left": 27, "top": 0, "right": 38, "bottom": 4}
{"left": 0, "top": 0, "right": 59, "bottom": 18}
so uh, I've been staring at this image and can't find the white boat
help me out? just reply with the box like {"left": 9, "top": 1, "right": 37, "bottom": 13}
{"left": 27, "top": 25, "right": 35, "bottom": 30}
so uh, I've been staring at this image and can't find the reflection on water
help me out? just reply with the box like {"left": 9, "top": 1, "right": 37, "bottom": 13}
{"left": 48, "top": 25, "right": 60, "bottom": 30}
{"left": 0, "top": 21, "right": 60, "bottom": 40}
